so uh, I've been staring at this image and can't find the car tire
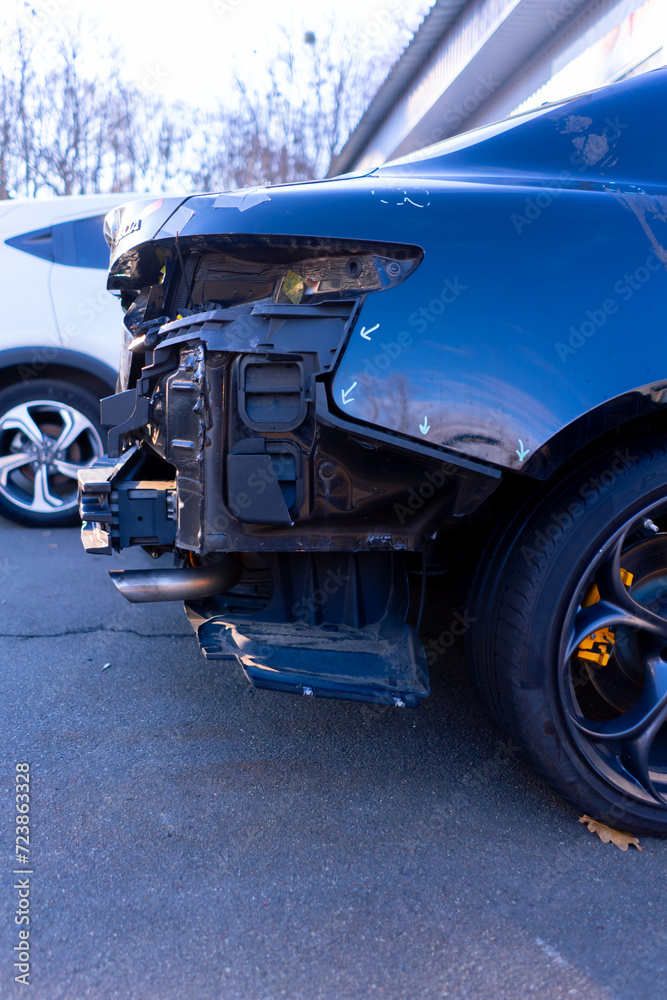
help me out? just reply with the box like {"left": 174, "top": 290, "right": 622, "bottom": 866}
{"left": 468, "top": 439, "right": 667, "bottom": 835}
{"left": 0, "top": 379, "right": 104, "bottom": 528}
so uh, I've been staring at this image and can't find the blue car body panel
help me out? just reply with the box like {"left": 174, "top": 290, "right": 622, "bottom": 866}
{"left": 106, "top": 69, "right": 667, "bottom": 478}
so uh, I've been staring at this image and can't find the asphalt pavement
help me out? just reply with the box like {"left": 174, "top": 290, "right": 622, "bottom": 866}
{"left": 1, "top": 517, "right": 666, "bottom": 1000}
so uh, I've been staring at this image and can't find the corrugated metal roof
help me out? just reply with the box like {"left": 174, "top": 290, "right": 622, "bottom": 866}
{"left": 330, "top": 0, "right": 609, "bottom": 175}
{"left": 328, "top": 0, "right": 470, "bottom": 176}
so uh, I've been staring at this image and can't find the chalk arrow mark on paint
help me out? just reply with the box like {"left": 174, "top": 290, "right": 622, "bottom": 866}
{"left": 516, "top": 439, "right": 530, "bottom": 462}
{"left": 341, "top": 382, "right": 358, "bottom": 405}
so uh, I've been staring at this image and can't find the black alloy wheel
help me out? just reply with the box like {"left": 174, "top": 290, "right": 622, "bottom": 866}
{"left": 468, "top": 439, "right": 667, "bottom": 834}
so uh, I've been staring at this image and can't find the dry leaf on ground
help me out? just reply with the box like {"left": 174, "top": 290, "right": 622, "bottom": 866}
{"left": 579, "top": 815, "right": 642, "bottom": 851}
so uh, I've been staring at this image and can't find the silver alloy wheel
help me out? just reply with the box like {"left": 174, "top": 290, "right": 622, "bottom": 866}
{"left": 0, "top": 400, "right": 103, "bottom": 514}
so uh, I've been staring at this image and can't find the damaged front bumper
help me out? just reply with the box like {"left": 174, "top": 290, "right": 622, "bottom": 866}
{"left": 79, "top": 214, "right": 501, "bottom": 707}
{"left": 81, "top": 301, "right": 498, "bottom": 555}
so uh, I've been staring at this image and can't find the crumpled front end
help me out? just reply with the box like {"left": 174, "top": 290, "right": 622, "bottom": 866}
{"left": 79, "top": 191, "right": 500, "bottom": 706}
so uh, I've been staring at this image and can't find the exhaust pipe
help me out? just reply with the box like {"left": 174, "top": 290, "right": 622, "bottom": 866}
{"left": 109, "top": 557, "right": 240, "bottom": 603}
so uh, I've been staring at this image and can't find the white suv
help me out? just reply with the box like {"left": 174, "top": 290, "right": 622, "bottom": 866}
{"left": 0, "top": 194, "right": 130, "bottom": 526}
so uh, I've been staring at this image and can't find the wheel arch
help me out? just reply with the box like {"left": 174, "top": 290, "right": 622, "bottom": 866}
{"left": 443, "top": 382, "right": 667, "bottom": 565}
{"left": 524, "top": 381, "right": 667, "bottom": 484}
{"left": 0, "top": 347, "right": 117, "bottom": 400}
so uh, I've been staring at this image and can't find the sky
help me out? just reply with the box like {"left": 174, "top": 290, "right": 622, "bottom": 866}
{"left": 9, "top": 0, "right": 433, "bottom": 110}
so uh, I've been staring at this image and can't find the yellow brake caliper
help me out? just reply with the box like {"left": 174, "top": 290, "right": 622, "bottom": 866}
{"left": 577, "top": 568, "right": 634, "bottom": 666}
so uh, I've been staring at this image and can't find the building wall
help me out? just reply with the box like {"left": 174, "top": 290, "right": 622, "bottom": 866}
{"left": 477, "top": 0, "right": 667, "bottom": 124}
{"left": 344, "top": 0, "right": 667, "bottom": 172}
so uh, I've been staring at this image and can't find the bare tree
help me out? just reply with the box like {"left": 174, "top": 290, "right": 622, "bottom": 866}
{"left": 190, "top": 9, "right": 431, "bottom": 191}
{"left": 0, "top": 4, "right": 431, "bottom": 198}
{"left": 0, "top": 63, "right": 16, "bottom": 200}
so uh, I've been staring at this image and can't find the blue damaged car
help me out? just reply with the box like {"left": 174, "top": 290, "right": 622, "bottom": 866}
{"left": 80, "top": 69, "right": 667, "bottom": 834}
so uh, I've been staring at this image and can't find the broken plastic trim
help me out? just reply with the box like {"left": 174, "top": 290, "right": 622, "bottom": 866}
{"left": 109, "top": 234, "right": 423, "bottom": 308}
